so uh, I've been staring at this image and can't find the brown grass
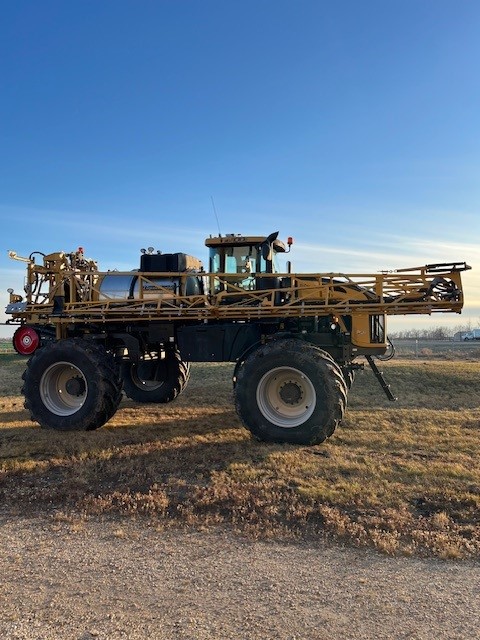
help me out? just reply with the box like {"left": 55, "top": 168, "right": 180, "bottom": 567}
{"left": 1, "top": 352, "right": 479, "bottom": 559}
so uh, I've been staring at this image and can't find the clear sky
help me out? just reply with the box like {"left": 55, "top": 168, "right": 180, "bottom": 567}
{"left": 1, "top": 0, "right": 479, "bottom": 337}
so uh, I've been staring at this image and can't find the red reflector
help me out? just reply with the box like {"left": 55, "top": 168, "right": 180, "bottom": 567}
{"left": 13, "top": 326, "right": 40, "bottom": 355}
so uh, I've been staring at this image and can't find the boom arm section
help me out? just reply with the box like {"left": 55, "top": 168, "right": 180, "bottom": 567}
{"left": 5, "top": 252, "right": 470, "bottom": 325}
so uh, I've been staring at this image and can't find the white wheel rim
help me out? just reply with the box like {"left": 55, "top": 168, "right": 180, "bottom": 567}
{"left": 256, "top": 366, "right": 316, "bottom": 428}
{"left": 40, "top": 362, "right": 88, "bottom": 416}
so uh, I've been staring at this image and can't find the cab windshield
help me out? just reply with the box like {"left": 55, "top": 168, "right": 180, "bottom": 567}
{"left": 209, "top": 245, "right": 267, "bottom": 274}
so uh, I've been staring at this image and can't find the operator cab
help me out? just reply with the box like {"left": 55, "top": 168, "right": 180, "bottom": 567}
{"left": 205, "top": 232, "right": 291, "bottom": 293}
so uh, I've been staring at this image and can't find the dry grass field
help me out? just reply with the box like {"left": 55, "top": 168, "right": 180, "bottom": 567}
{"left": 1, "top": 343, "right": 479, "bottom": 559}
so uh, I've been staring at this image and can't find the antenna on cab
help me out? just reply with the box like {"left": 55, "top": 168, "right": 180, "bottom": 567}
{"left": 210, "top": 196, "right": 222, "bottom": 236}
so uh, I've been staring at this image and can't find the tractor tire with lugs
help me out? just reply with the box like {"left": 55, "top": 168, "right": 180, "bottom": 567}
{"left": 121, "top": 349, "right": 190, "bottom": 403}
{"left": 234, "top": 338, "right": 348, "bottom": 445}
{"left": 22, "top": 338, "right": 123, "bottom": 431}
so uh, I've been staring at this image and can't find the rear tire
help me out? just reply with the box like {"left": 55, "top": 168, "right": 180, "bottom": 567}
{"left": 122, "top": 349, "right": 190, "bottom": 403}
{"left": 22, "top": 339, "right": 122, "bottom": 431}
{"left": 234, "top": 339, "right": 348, "bottom": 445}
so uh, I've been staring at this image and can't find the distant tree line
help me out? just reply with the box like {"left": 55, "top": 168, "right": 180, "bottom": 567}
{"left": 389, "top": 322, "right": 478, "bottom": 340}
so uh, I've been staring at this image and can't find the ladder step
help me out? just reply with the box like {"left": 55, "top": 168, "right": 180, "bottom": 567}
{"left": 366, "top": 355, "right": 397, "bottom": 402}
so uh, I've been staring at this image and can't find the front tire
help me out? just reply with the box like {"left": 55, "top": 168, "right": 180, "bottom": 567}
{"left": 234, "top": 339, "right": 348, "bottom": 445}
{"left": 22, "top": 339, "right": 122, "bottom": 431}
{"left": 121, "top": 349, "right": 190, "bottom": 403}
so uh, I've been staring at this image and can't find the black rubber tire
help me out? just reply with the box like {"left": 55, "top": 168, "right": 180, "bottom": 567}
{"left": 22, "top": 339, "right": 123, "bottom": 431}
{"left": 122, "top": 349, "right": 190, "bottom": 403}
{"left": 234, "top": 339, "right": 348, "bottom": 445}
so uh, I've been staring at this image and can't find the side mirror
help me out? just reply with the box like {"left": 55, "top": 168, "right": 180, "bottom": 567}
{"left": 261, "top": 231, "right": 279, "bottom": 261}
{"left": 261, "top": 241, "right": 272, "bottom": 261}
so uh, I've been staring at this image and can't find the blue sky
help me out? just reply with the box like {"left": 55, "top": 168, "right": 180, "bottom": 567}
{"left": 1, "top": 0, "right": 479, "bottom": 337}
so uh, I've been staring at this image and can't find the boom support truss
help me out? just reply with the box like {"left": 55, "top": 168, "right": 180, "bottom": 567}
{"left": 6, "top": 258, "right": 470, "bottom": 326}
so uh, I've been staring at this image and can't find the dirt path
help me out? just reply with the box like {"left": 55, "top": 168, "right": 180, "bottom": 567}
{"left": 0, "top": 513, "right": 479, "bottom": 640}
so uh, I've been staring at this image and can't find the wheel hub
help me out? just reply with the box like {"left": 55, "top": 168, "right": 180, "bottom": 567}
{"left": 65, "top": 376, "right": 86, "bottom": 397}
{"left": 40, "top": 361, "right": 88, "bottom": 416}
{"left": 256, "top": 366, "right": 316, "bottom": 429}
{"left": 279, "top": 381, "right": 303, "bottom": 405}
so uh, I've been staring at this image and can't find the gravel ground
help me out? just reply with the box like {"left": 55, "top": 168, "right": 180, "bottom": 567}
{"left": 0, "top": 513, "right": 479, "bottom": 640}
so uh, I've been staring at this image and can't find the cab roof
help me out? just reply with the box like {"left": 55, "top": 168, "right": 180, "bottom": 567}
{"left": 205, "top": 234, "right": 267, "bottom": 248}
